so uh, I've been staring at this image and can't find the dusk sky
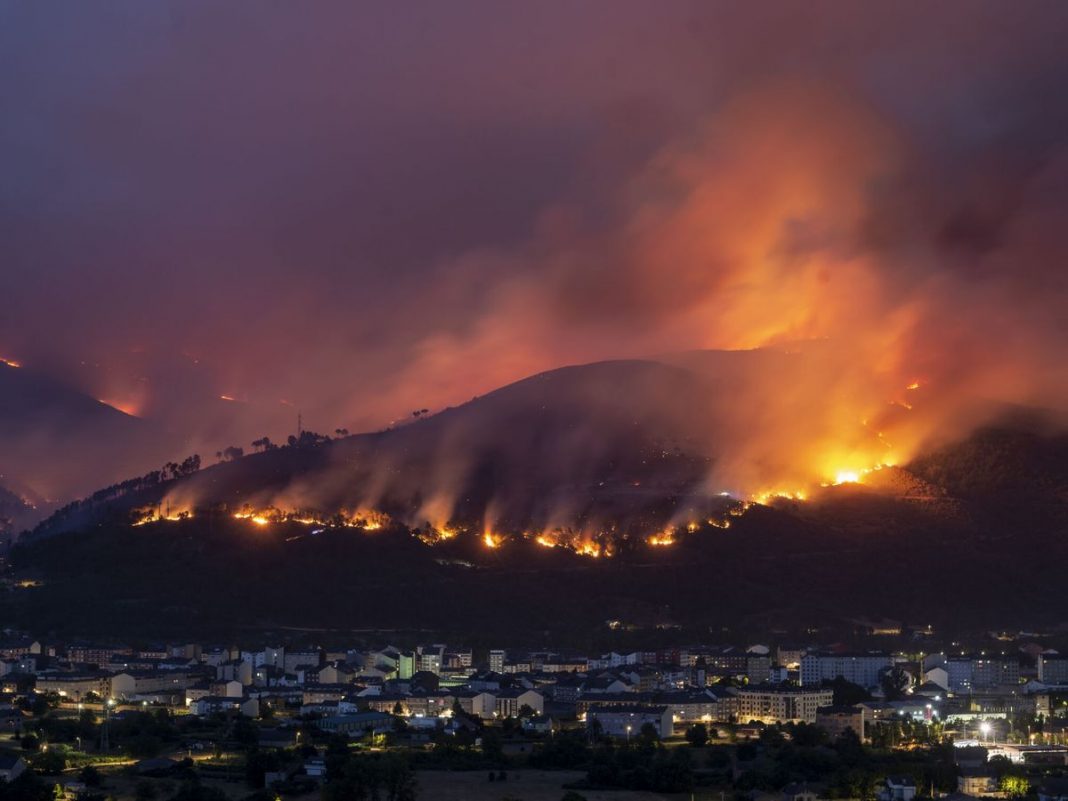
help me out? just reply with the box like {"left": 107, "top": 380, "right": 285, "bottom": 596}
{"left": 4, "top": 0, "right": 1068, "bottom": 490}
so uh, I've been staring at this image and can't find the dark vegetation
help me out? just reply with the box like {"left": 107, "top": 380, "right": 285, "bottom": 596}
{"left": 9, "top": 356, "right": 1068, "bottom": 641}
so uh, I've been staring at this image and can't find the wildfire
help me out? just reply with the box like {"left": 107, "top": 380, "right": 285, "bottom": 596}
{"left": 230, "top": 505, "right": 391, "bottom": 531}
{"left": 647, "top": 530, "right": 676, "bottom": 547}
{"left": 0, "top": 357, "right": 21, "bottom": 368}
{"left": 483, "top": 531, "right": 503, "bottom": 549}
{"left": 132, "top": 506, "right": 193, "bottom": 526}
{"left": 752, "top": 490, "right": 806, "bottom": 505}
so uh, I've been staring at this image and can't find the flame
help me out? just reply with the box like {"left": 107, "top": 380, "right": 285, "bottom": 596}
{"left": 752, "top": 490, "right": 806, "bottom": 505}
{"left": 0, "top": 357, "right": 21, "bottom": 368}
{"left": 647, "top": 530, "right": 676, "bottom": 547}
{"left": 834, "top": 470, "right": 861, "bottom": 485}
{"left": 483, "top": 531, "right": 503, "bottom": 549}
{"left": 132, "top": 506, "right": 193, "bottom": 526}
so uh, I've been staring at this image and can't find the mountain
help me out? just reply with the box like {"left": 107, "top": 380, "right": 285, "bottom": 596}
{"left": 0, "top": 360, "right": 152, "bottom": 501}
{"left": 9, "top": 353, "right": 1068, "bottom": 640}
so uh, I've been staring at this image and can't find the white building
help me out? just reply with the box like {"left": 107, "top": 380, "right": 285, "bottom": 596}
{"left": 800, "top": 653, "right": 892, "bottom": 689}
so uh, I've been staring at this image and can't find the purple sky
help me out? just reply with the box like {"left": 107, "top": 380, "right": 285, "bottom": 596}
{"left": 3, "top": 1, "right": 1068, "bottom": 469}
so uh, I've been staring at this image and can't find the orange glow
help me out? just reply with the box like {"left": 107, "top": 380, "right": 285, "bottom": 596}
{"left": 219, "top": 394, "right": 239, "bottom": 402}
{"left": 96, "top": 398, "right": 140, "bottom": 417}
{"left": 0, "top": 357, "right": 21, "bottom": 368}
{"left": 647, "top": 530, "right": 676, "bottom": 547}
{"left": 132, "top": 506, "right": 193, "bottom": 526}
{"left": 483, "top": 531, "right": 503, "bottom": 549}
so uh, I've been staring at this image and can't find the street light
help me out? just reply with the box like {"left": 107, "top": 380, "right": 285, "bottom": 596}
{"left": 626, "top": 724, "right": 632, "bottom": 743}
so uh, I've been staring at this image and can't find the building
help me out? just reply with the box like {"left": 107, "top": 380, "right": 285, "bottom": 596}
{"left": 816, "top": 705, "right": 867, "bottom": 741}
{"left": 35, "top": 672, "right": 112, "bottom": 700}
{"left": 189, "top": 696, "right": 259, "bottom": 717}
{"left": 489, "top": 650, "right": 506, "bottom": 673}
{"left": 587, "top": 705, "right": 673, "bottom": 739}
{"left": 316, "top": 711, "right": 393, "bottom": 735}
{"left": 879, "top": 776, "right": 917, "bottom": 801}
{"left": 958, "top": 771, "right": 998, "bottom": 796}
{"left": 494, "top": 689, "right": 544, "bottom": 718}
{"left": 946, "top": 656, "right": 1020, "bottom": 693}
{"left": 800, "top": 653, "right": 892, "bottom": 689}
{"left": 110, "top": 670, "right": 196, "bottom": 700}
{"left": 1038, "top": 656, "right": 1068, "bottom": 685}
{"left": 734, "top": 685, "right": 834, "bottom": 725}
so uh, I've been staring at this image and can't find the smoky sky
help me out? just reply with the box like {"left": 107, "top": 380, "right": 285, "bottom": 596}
{"left": 3, "top": 0, "right": 1068, "bottom": 462}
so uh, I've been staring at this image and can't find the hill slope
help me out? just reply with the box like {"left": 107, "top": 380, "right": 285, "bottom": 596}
{"left": 10, "top": 354, "right": 1068, "bottom": 640}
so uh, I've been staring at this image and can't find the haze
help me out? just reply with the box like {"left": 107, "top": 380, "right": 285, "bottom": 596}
{"left": 3, "top": 0, "right": 1068, "bottom": 501}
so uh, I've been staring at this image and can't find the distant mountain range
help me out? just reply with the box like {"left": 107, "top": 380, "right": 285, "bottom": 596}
{"left": 8, "top": 353, "right": 1068, "bottom": 640}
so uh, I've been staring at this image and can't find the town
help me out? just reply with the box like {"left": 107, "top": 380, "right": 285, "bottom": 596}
{"left": 1, "top": 627, "right": 1067, "bottom": 801}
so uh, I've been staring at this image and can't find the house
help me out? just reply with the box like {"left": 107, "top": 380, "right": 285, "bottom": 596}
{"left": 189, "top": 695, "right": 259, "bottom": 718}
{"left": 304, "top": 757, "right": 327, "bottom": 780}
{"left": 522, "top": 715, "right": 556, "bottom": 734}
{"left": 879, "top": 776, "right": 917, "bottom": 801}
{"left": 958, "top": 770, "right": 997, "bottom": 796}
{"left": 0, "top": 753, "right": 26, "bottom": 783}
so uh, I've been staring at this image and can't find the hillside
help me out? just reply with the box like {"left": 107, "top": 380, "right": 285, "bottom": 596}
{"left": 9, "top": 347, "right": 1068, "bottom": 639}
{"left": 0, "top": 360, "right": 152, "bottom": 501}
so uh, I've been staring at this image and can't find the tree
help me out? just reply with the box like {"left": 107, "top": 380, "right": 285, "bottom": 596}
{"left": 217, "top": 447, "right": 244, "bottom": 462}
{"left": 685, "top": 722, "right": 709, "bottom": 747}
{"left": 999, "top": 774, "right": 1029, "bottom": 797}
{"left": 879, "top": 666, "right": 911, "bottom": 701}
{"left": 134, "top": 780, "right": 157, "bottom": 801}
{"left": 230, "top": 716, "right": 258, "bottom": 748}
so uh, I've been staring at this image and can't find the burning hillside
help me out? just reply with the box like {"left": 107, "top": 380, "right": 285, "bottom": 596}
{"left": 28, "top": 349, "right": 1013, "bottom": 557}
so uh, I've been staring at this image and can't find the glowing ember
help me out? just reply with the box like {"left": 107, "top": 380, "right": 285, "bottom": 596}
{"left": 483, "top": 531, "right": 503, "bottom": 549}
{"left": 132, "top": 506, "right": 193, "bottom": 526}
{"left": 647, "top": 531, "right": 676, "bottom": 547}
{"left": 0, "top": 357, "right": 20, "bottom": 368}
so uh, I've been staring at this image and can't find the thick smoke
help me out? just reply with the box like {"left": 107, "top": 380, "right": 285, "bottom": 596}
{"left": 2, "top": 1, "right": 1068, "bottom": 501}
